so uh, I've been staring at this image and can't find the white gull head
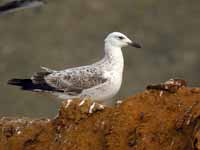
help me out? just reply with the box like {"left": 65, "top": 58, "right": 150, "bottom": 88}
{"left": 104, "top": 32, "right": 141, "bottom": 48}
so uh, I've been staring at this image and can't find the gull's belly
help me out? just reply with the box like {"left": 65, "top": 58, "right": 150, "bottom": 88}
{"left": 81, "top": 72, "right": 122, "bottom": 101}
{"left": 53, "top": 72, "right": 123, "bottom": 101}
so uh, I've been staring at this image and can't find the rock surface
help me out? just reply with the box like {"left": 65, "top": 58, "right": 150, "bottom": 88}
{"left": 0, "top": 80, "right": 200, "bottom": 150}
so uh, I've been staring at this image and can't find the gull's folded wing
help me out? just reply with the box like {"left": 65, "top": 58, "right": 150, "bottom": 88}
{"left": 8, "top": 67, "right": 107, "bottom": 95}
{"left": 45, "top": 68, "right": 107, "bottom": 95}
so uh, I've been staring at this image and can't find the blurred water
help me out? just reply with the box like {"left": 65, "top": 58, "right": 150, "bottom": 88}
{"left": 0, "top": 0, "right": 199, "bottom": 117}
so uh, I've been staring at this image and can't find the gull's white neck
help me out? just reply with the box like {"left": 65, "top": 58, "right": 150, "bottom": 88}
{"left": 103, "top": 42, "right": 124, "bottom": 72}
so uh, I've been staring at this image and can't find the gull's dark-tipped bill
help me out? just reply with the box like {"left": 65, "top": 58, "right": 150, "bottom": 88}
{"left": 129, "top": 42, "right": 142, "bottom": 48}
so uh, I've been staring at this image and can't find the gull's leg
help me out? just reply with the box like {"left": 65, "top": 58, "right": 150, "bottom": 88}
{"left": 79, "top": 95, "right": 91, "bottom": 106}
{"left": 63, "top": 97, "right": 89, "bottom": 109}
{"left": 88, "top": 102, "right": 104, "bottom": 114}
{"left": 64, "top": 99, "right": 72, "bottom": 109}
{"left": 88, "top": 102, "right": 96, "bottom": 114}
{"left": 78, "top": 96, "right": 105, "bottom": 114}
{"left": 79, "top": 98, "right": 87, "bottom": 106}
{"left": 62, "top": 95, "right": 106, "bottom": 114}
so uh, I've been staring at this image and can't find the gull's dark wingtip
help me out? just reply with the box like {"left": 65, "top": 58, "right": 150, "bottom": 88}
{"left": 7, "top": 77, "right": 63, "bottom": 92}
{"left": 8, "top": 78, "right": 21, "bottom": 85}
{"left": 7, "top": 78, "right": 32, "bottom": 86}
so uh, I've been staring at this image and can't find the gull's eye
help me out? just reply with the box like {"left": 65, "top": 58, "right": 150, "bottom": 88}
{"left": 118, "top": 36, "right": 124, "bottom": 40}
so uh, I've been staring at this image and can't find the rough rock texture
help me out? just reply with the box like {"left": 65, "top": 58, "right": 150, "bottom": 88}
{"left": 0, "top": 80, "right": 200, "bottom": 150}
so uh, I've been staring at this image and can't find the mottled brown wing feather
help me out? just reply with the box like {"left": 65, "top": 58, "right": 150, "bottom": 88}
{"left": 44, "top": 69, "right": 107, "bottom": 94}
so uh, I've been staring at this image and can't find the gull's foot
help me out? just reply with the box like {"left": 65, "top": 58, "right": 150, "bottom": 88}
{"left": 88, "top": 102, "right": 104, "bottom": 114}
{"left": 57, "top": 99, "right": 105, "bottom": 123}
{"left": 78, "top": 98, "right": 105, "bottom": 113}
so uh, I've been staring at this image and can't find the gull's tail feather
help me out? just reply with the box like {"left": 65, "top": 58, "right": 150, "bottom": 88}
{"left": 8, "top": 78, "right": 63, "bottom": 92}
{"left": 8, "top": 78, "right": 36, "bottom": 90}
{"left": 0, "top": 0, "right": 45, "bottom": 15}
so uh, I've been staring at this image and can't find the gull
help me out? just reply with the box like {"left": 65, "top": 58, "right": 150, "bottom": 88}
{"left": 0, "top": 0, "right": 45, "bottom": 15}
{"left": 8, "top": 32, "right": 141, "bottom": 103}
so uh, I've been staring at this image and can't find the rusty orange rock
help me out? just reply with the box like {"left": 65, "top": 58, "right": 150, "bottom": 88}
{"left": 0, "top": 81, "right": 200, "bottom": 150}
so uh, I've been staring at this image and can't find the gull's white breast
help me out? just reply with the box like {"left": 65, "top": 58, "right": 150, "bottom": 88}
{"left": 81, "top": 70, "right": 123, "bottom": 101}
{"left": 81, "top": 50, "right": 124, "bottom": 101}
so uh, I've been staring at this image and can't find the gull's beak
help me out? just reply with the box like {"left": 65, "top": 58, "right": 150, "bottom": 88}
{"left": 129, "top": 41, "right": 142, "bottom": 48}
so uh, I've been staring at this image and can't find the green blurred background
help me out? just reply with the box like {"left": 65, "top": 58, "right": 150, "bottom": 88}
{"left": 0, "top": 0, "right": 199, "bottom": 117}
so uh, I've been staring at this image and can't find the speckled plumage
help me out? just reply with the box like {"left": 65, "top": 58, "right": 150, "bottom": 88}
{"left": 8, "top": 32, "right": 141, "bottom": 102}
